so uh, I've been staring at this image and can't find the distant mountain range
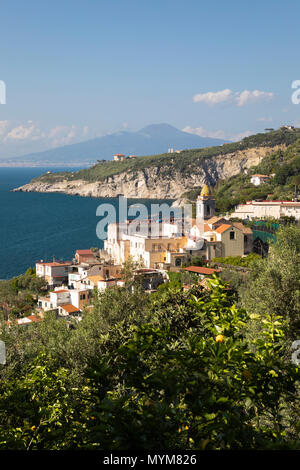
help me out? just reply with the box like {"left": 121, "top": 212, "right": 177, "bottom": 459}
{"left": 0, "top": 124, "right": 226, "bottom": 167}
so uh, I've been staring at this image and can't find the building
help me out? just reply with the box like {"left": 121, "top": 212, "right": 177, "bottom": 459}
{"left": 186, "top": 210, "right": 248, "bottom": 260}
{"left": 38, "top": 287, "right": 92, "bottom": 315}
{"left": 123, "top": 232, "right": 188, "bottom": 269}
{"left": 250, "top": 174, "right": 271, "bottom": 186}
{"left": 75, "top": 249, "right": 97, "bottom": 264}
{"left": 230, "top": 200, "right": 300, "bottom": 221}
{"left": 68, "top": 264, "right": 90, "bottom": 288}
{"left": 113, "top": 154, "right": 125, "bottom": 161}
{"left": 232, "top": 222, "right": 253, "bottom": 254}
{"left": 36, "top": 261, "right": 72, "bottom": 287}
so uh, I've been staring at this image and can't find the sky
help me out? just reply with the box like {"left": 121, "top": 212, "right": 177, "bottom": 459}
{"left": 0, "top": 0, "right": 300, "bottom": 158}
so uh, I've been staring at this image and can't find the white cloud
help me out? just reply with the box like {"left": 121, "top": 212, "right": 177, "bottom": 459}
{"left": 193, "top": 89, "right": 233, "bottom": 105}
{"left": 193, "top": 89, "right": 274, "bottom": 107}
{"left": 4, "top": 122, "right": 43, "bottom": 142}
{"left": 236, "top": 90, "right": 274, "bottom": 107}
{"left": 0, "top": 121, "right": 91, "bottom": 150}
{"left": 183, "top": 125, "right": 253, "bottom": 142}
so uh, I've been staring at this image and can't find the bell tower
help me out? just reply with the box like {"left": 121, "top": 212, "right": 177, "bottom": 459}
{"left": 197, "top": 184, "right": 215, "bottom": 220}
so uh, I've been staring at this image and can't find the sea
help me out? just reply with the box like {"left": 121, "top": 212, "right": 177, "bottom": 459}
{"left": 0, "top": 167, "right": 171, "bottom": 280}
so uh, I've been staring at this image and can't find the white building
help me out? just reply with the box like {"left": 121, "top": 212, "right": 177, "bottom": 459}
{"left": 113, "top": 154, "right": 125, "bottom": 161}
{"left": 231, "top": 200, "right": 300, "bottom": 221}
{"left": 36, "top": 261, "right": 72, "bottom": 287}
{"left": 250, "top": 174, "right": 271, "bottom": 186}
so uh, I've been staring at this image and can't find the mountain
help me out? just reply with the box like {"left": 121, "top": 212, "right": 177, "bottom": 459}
{"left": 1, "top": 124, "right": 226, "bottom": 167}
{"left": 14, "top": 127, "right": 300, "bottom": 200}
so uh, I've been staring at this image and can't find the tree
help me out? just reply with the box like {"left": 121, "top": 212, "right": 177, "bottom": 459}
{"left": 240, "top": 224, "right": 300, "bottom": 338}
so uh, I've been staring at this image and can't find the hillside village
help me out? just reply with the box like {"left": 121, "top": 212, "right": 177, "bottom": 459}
{"left": 7, "top": 178, "right": 300, "bottom": 327}
{"left": 4, "top": 170, "right": 300, "bottom": 328}
{"left": 2, "top": 184, "right": 258, "bottom": 326}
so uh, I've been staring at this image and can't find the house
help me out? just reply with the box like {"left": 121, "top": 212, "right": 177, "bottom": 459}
{"left": 133, "top": 268, "right": 166, "bottom": 291}
{"left": 6, "top": 315, "right": 43, "bottom": 327}
{"left": 37, "top": 287, "right": 92, "bottom": 315}
{"left": 98, "top": 278, "right": 118, "bottom": 291}
{"left": 36, "top": 261, "right": 72, "bottom": 287}
{"left": 183, "top": 266, "right": 221, "bottom": 280}
{"left": 122, "top": 232, "right": 188, "bottom": 269}
{"left": 182, "top": 266, "right": 221, "bottom": 291}
{"left": 103, "top": 219, "right": 188, "bottom": 269}
{"left": 68, "top": 264, "right": 90, "bottom": 288}
{"left": 75, "top": 249, "right": 96, "bottom": 264}
{"left": 81, "top": 274, "right": 104, "bottom": 289}
{"left": 186, "top": 222, "right": 245, "bottom": 260}
{"left": 113, "top": 154, "right": 125, "bottom": 161}
{"left": 250, "top": 174, "right": 271, "bottom": 186}
{"left": 58, "top": 304, "right": 81, "bottom": 318}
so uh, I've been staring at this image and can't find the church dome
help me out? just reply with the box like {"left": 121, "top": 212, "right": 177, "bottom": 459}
{"left": 200, "top": 184, "right": 211, "bottom": 197}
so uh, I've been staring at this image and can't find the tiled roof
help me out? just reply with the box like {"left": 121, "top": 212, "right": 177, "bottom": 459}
{"left": 206, "top": 216, "right": 226, "bottom": 225}
{"left": 60, "top": 304, "right": 80, "bottom": 313}
{"left": 76, "top": 250, "right": 94, "bottom": 255}
{"left": 27, "top": 315, "right": 42, "bottom": 323}
{"left": 232, "top": 222, "right": 253, "bottom": 234}
{"left": 215, "top": 224, "right": 233, "bottom": 234}
{"left": 183, "top": 266, "right": 221, "bottom": 275}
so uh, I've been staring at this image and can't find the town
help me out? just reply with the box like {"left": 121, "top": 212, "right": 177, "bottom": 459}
{"left": 3, "top": 184, "right": 272, "bottom": 326}
{"left": 5, "top": 182, "right": 300, "bottom": 328}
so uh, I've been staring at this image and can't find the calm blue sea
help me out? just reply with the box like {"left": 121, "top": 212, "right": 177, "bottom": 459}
{"left": 0, "top": 168, "right": 169, "bottom": 279}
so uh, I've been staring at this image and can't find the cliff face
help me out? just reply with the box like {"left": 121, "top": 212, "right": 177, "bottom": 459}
{"left": 13, "top": 145, "right": 284, "bottom": 199}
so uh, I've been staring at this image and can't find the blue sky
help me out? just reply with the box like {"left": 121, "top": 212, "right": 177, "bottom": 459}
{"left": 0, "top": 0, "right": 300, "bottom": 158}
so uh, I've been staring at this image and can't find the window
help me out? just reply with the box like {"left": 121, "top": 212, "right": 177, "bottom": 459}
{"left": 175, "top": 258, "right": 182, "bottom": 267}
{"left": 230, "top": 231, "right": 235, "bottom": 240}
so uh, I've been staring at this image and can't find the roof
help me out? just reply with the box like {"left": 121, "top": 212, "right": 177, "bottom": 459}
{"left": 51, "top": 289, "right": 69, "bottom": 294}
{"left": 36, "top": 261, "right": 71, "bottom": 267}
{"left": 86, "top": 275, "right": 104, "bottom": 282}
{"left": 251, "top": 174, "right": 271, "bottom": 178}
{"left": 192, "top": 223, "right": 211, "bottom": 233}
{"left": 60, "top": 304, "right": 80, "bottom": 313}
{"left": 202, "top": 223, "right": 214, "bottom": 232}
{"left": 27, "top": 315, "right": 42, "bottom": 323}
{"left": 206, "top": 216, "right": 226, "bottom": 225}
{"left": 76, "top": 249, "right": 94, "bottom": 255}
{"left": 215, "top": 224, "right": 233, "bottom": 234}
{"left": 183, "top": 266, "right": 221, "bottom": 275}
{"left": 232, "top": 222, "right": 253, "bottom": 235}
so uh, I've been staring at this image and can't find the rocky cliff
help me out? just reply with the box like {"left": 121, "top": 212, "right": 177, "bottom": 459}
{"left": 13, "top": 145, "right": 285, "bottom": 199}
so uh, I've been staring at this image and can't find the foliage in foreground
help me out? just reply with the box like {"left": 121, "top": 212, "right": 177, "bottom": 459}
{"left": 0, "top": 278, "right": 299, "bottom": 450}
